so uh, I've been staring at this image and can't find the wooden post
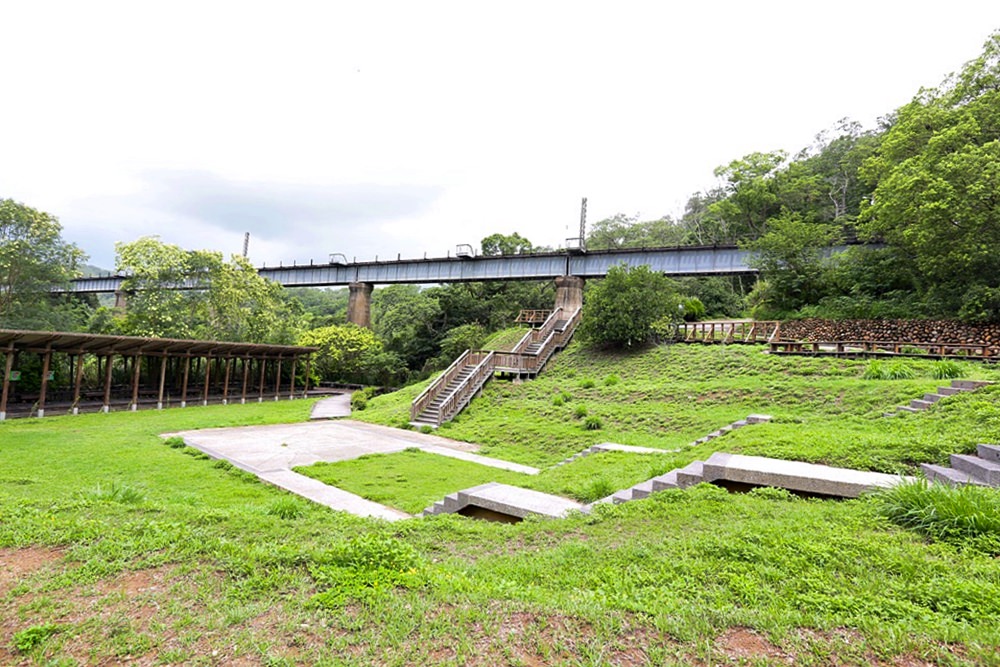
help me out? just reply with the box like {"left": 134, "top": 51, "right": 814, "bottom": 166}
{"left": 130, "top": 354, "right": 142, "bottom": 411}
{"left": 102, "top": 354, "right": 114, "bottom": 413}
{"left": 0, "top": 346, "right": 14, "bottom": 421}
{"left": 180, "top": 356, "right": 191, "bottom": 408}
{"left": 38, "top": 349, "right": 53, "bottom": 418}
{"left": 157, "top": 355, "right": 168, "bottom": 409}
{"left": 302, "top": 357, "right": 311, "bottom": 398}
{"left": 240, "top": 358, "right": 250, "bottom": 404}
{"left": 72, "top": 353, "right": 85, "bottom": 415}
{"left": 258, "top": 358, "right": 267, "bottom": 403}
{"left": 222, "top": 357, "right": 232, "bottom": 405}
{"left": 202, "top": 356, "right": 212, "bottom": 407}
{"left": 273, "top": 358, "right": 282, "bottom": 401}
{"left": 288, "top": 357, "right": 297, "bottom": 400}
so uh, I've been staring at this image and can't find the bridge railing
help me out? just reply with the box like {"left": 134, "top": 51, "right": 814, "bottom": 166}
{"left": 410, "top": 349, "right": 473, "bottom": 422}
{"left": 679, "top": 320, "right": 780, "bottom": 344}
{"left": 512, "top": 308, "right": 564, "bottom": 354}
{"left": 515, "top": 309, "right": 553, "bottom": 325}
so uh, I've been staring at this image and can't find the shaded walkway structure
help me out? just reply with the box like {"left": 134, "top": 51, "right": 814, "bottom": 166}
{"left": 0, "top": 329, "right": 316, "bottom": 420}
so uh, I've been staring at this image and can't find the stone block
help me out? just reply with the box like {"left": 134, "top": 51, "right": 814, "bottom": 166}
{"left": 456, "top": 483, "right": 583, "bottom": 518}
{"left": 651, "top": 471, "right": 679, "bottom": 491}
{"left": 702, "top": 452, "right": 909, "bottom": 498}
{"left": 936, "top": 386, "right": 962, "bottom": 396}
{"left": 921, "top": 463, "right": 988, "bottom": 487}
{"left": 746, "top": 414, "right": 773, "bottom": 424}
{"left": 977, "top": 443, "right": 1000, "bottom": 464}
{"left": 630, "top": 480, "right": 655, "bottom": 500}
{"left": 922, "top": 393, "right": 943, "bottom": 403}
{"left": 910, "top": 399, "right": 933, "bottom": 410}
{"left": 675, "top": 460, "right": 705, "bottom": 488}
{"left": 611, "top": 489, "right": 633, "bottom": 504}
{"left": 950, "top": 454, "right": 1000, "bottom": 486}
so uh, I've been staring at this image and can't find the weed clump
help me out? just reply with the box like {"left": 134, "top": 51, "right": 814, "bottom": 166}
{"left": 873, "top": 479, "right": 1000, "bottom": 553}
{"left": 310, "top": 534, "right": 426, "bottom": 608}
{"left": 580, "top": 378, "right": 596, "bottom": 389}
{"left": 163, "top": 436, "right": 186, "bottom": 449}
{"left": 863, "top": 359, "right": 916, "bottom": 380}
{"left": 85, "top": 481, "right": 146, "bottom": 504}
{"left": 603, "top": 374, "right": 620, "bottom": 386}
{"left": 578, "top": 477, "right": 614, "bottom": 502}
{"left": 931, "top": 360, "right": 964, "bottom": 380}
{"left": 583, "top": 415, "right": 603, "bottom": 430}
{"left": 266, "top": 496, "right": 306, "bottom": 520}
{"left": 13, "top": 624, "right": 60, "bottom": 653}
{"left": 552, "top": 395, "right": 564, "bottom": 407}
{"left": 573, "top": 404, "right": 588, "bottom": 419}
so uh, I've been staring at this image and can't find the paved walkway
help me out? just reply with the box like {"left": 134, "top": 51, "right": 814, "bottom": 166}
{"left": 164, "top": 419, "right": 532, "bottom": 520}
{"left": 309, "top": 393, "right": 352, "bottom": 419}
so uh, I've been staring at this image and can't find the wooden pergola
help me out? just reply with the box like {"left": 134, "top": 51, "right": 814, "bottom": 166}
{"left": 0, "top": 329, "right": 317, "bottom": 420}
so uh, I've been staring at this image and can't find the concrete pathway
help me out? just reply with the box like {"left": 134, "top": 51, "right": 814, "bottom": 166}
{"left": 309, "top": 393, "right": 352, "bottom": 419}
{"left": 164, "top": 419, "right": 528, "bottom": 520}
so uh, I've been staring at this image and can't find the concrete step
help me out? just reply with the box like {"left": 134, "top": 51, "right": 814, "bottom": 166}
{"left": 922, "top": 393, "right": 944, "bottom": 403}
{"left": 950, "top": 454, "right": 1000, "bottom": 486}
{"left": 675, "top": 460, "right": 705, "bottom": 488}
{"left": 921, "top": 463, "right": 989, "bottom": 487}
{"left": 443, "top": 493, "right": 462, "bottom": 511}
{"left": 977, "top": 444, "right": 1000, "bottom": 464}
{"left": 651, "top": 471, "right": 679, "bottom": 491}
{"left": 951, "top": 380, "right": 993, "bottom": 390}
{"left": 731, "top": 420, "right": 748, "bottom": 429}
{"left": 910, "top": 399, "right": 933, "bottom": 410}
{"left": 629, "top": 480, "right": 655, "bottom": 500}
{"left": 611, "top": 489, "right": 633, "bottom": 504}
{"left": 936, "top": 386, "right": 963, "bottom": 396}
{"left": 896, "top": 406, "right": 919, "bottom": 413}
{"left": 746, "top": 414, "right": 773, "bottom": 424}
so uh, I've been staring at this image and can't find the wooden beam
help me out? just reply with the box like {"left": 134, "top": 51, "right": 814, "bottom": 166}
{"left": 302, "top": 357, "right": 311, "bottom": 398}
{"left": 130, "top": 354, "right": 142, "bottom": 411}
{"left": 240, "top": 357, "right": 250, "bottom": 404}
{"left": 288, "top": 357, "right": 297, "bottom": 400}
{"left": 181, "top": 355, "right": 191, "bottom": 408}
{"left": 258, "top": 358, "right": 267, "bottom": 402}
{"left": 222, "top": 357, "right": 232, "bottom": 405}
{"left": 202, "top": 355, "right": 212, "bottom": 407}
{"left": 273, "top": 358, "right": 282, "bottom": 401}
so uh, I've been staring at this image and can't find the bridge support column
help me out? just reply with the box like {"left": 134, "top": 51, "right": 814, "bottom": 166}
{"left": 347, "top": 282, "right": 374, "bottom": 328}
{"left": 114, "top": 290, "right": 128, "bottom": 311}
{"left": 554, "top": 276, "right": 584, "bottom": 313}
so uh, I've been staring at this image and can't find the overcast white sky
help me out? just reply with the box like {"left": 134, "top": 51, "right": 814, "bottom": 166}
{"left": 2, "top": 1, "right": 999, "bottom": 270}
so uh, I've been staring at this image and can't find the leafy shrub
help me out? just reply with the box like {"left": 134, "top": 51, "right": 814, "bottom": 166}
{"left": 603, "top": 374, "right": 620, "bottom": 386}
{"left": 419, "top": 425, "right": 434, "bottom": 435}
{"left": 580, "top": 378, "right": 596, "bottom": 389}
{"left": 163, "top": 436, "right": 186, "bottom": 449}
{"left": 13, "top": 624, "right": 60, "bottom": 653}
{"left": 681, "top": 297, "right": 706, "bottom": 321}
{"left": 872, "top": 479, "right": 1000, "bottom": 552}
{"left": 351, "top": 386, "right": 378, "bottom": 411}
{"left": 583, "top": 415, "right": 603, "bottom": 430}
{"left": 266, "top": 497, "right": 306, "bottom": 520}
{"left": 573, "top": 405, "right": 588, "bottom": 419}
{"left": 931, "top": 360, "right": 964, "bottom": 380}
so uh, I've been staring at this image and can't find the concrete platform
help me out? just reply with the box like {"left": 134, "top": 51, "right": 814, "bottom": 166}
{"left": 702, "top": 452, "right": 911, "bottom": 498}
{"left": 165, "top": 419, "right": 499, "bottom": 520}
{"left": 453, "top": 483, "right": 583, "bottom": 519}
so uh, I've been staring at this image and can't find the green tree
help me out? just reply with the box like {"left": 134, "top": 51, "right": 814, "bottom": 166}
{"left": 480, "top": 232, "right": 534, "bottom": 256}
{"left": 299, "top": 324, "right": 402, "bottom": 385}
{"left": 708, "top": 151, "right": 787, "bottom": 241}
{"left": 113, "top": 236, "right": 304, "bottom": 342}
{"left": 371, "top": 285, "right": 442, "bottom": 371}
{"left": 578, "top": 264, "right": 678, "bottom": 349}
{"left": 745, "top": 212, "right": 838, "bottom": 315}
{"left": 859, "top": 31, "right": 1000, "bottom": 319}
{"left": 587, "top": 214, "right": 684, "bottom": 249}
{"left": 0, "top": 199, "right": 86, "bottom": 328}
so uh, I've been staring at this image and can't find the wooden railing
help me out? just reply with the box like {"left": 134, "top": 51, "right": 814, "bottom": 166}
{"left": 410, "top": 349, "right": 473, "bottom": 422}
{"left": 679, "top": 320, "right": 780, "bottom": 344}
{"left": 411, "top": 308, "right": 582, "bottom": 425}
{"left": 433, "top": 351, "right": 495, "bottom": 425}
{"left": 770, "top": 340, "right": 1000, "bottom": 359}
{"left": 515, "top": 309, "right": 553, "bottom": 324}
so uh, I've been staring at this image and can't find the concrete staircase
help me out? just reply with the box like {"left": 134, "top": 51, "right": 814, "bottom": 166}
{"left": 883, "top": 380, "right": 992, "bottom": 417}
{"left": 921, "top": 444, "right": 1000, "bottom": 488}
{"left": 588, "top": 414, "right": 772, "bottom": 507}
{"left": 551, "top": 442, "right": 676, "bottom": 468}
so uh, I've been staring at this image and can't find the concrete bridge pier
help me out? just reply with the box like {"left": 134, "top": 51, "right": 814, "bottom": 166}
{"left": 555, "top": 275, "right": 584, "bottom": 313}
{"left": 347, "top": 282, "right": 374, "bottom": 328}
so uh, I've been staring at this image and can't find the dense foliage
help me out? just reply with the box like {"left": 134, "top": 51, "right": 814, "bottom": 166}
{"left": 577, "top": 264, "right": 680, "bottom": 348}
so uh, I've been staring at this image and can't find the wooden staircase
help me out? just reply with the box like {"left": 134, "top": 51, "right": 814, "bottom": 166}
{"left": 410, "top": 308, "right": 581, "bottom": 428}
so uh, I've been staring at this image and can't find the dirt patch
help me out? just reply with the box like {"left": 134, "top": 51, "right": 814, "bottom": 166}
{"left": 0, "top": 547, "right": 63, "bottom": 596}
{"left": 715, "top": 626, "right": 792, "bottom": 664}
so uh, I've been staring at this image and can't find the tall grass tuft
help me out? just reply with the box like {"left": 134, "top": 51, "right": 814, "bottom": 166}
{"left": 85, "top": 481, "right": 147, "bottom": 504}
{"left": 872, "top": 479, "right": 1000, "bottom": 552}
{"left": 863, "top": 359, "right": 916, "bottom": 380}
{"left": 931, "top": 360, "right": 964, "bottom": 380}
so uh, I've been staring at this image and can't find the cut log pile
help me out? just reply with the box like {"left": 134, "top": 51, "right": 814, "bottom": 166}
{"left": 779, "top": 319, "right": 1000, "bottom": 345}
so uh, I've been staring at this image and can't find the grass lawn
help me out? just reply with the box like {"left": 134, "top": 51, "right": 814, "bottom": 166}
{"left": 2, "top": 344, "right": 1000, "bottom": 665}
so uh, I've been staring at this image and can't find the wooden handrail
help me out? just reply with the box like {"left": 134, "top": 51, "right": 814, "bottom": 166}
{"left": 434, "top": 351, "right": 495, "bottom": 425}
{"left": 410, "top": 349, "right": 472, "bottom": 421}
